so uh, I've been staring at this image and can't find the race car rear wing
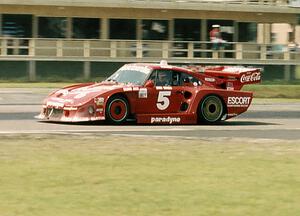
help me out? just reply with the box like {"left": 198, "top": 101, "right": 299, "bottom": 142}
{"left": 188, "top": 65, "right": 261, "bottom": 90}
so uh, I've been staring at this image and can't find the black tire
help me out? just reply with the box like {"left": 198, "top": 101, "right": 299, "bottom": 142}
{"left": 105, "top": 96, "right": 129, "bottom": 124}
{"left": 198, "top": 95, "right": 224, "bottom": 124}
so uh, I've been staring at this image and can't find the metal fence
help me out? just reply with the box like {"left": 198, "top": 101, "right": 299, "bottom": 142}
{"left": 131, "top": 0, "right": 290, "bottom": 5}
{"left": 1, "top": 37, "right": 299, "bottom": 64}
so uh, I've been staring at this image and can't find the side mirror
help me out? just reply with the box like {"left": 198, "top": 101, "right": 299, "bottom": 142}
{"left": 144, "top": 80, "right": 154, "bottom": 88}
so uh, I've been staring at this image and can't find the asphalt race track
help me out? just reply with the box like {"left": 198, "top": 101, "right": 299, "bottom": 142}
{"left": 0, "top": 88, "right": 300, "bottom": 140}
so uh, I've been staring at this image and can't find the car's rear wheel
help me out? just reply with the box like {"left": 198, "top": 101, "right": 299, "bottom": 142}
{"left": 198, "top": 95, "right": 224, "bottom": 124}
{"left": 106, "top": 96, "right": 129, "bottom": 124}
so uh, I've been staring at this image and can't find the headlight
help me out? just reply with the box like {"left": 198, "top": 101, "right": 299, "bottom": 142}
{"left": 88, "top": 106, "right": 95, "bottom": 115}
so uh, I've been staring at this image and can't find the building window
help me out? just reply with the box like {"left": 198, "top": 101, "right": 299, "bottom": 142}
{"left": 142, "top": 20, "right": 168, "bottom": 40}
{"left": 207, "top": 20, "right": 234, "bottom": 42}
{"left": 38, "top": 17, "right": 67, "bottom": 38}
{"left": 238, "top": 22, "right": 257, "bottom": 42}
{"left": 2, "top": 14, "right": 32, "bottom": 37}
{"left": 72, "top": 18, "right": 100, "bottom": 39}
{"left": 174, "top": 19, "right": 201, "bottom": 41}
{"left": 109, "top": 19, "right": 136, "bottom": 39}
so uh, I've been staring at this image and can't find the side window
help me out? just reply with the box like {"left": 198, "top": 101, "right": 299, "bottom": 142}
{"left": 148, "top": 70, "right": 197, "bottom": 87}
{"left": 148, "top": 71, "right": 157, "bottom": 83}
{"left": 180, "top": 73, "right": 201, "bottom": 86}
{"left": 155, "top": 70, "right": 172, "bottom": 86}
{"left": 172, "top": 72, "right": 180, "bottom": 86}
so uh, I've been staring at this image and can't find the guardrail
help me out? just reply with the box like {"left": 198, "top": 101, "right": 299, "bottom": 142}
{"left": 1, "top": 38, "right": 299, "bottom": 65}
{"left": 131, "top": 0, "right": 290, "bottom": 6}
{"left": 4, "top": 0, "right": 292, "bottom": 7}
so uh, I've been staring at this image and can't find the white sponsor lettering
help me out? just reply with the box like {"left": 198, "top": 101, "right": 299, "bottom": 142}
{"left": 151, "top": 116, "right": 181, "bottom": 124}
{"left": 205, "top": 77, "right": 215, "bottom": 82}
{"left": 223, "top": 66, "right": 255, "bottom": 73}
{"left": 46, "top": 101, "right": 64, "bottom": 108}
{"left": 226, "top": 82, "right": 234, "bottom": 90}
{"left": 163, "top": 86, "right": 172, "bottom": 90}
{"left": 51, "top": 97, "right": 66, "bottom": 102}
{"left": 123, "top": 87, "right": 133, "bottom": 92}
{"left": 138, "top": 88, "right": 148, "bottom": 98}
{"left": 240, "top": 72, "right": 261, "bottom": 83}
{"left": 74, "top": 92, "right": 87, "bottom": 99}
{"left": 227, "top": 97, "right": 251, "bottom": 107}
{"left": 155, "top": 86, "right": 173, "bottom": 90}
{"left": 63, "top": 107, "right": 78, "bottom": 111}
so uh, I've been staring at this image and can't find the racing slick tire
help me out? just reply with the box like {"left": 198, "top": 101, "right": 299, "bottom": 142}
{"left": 105, "top": 95, "right": 129, "bottom": 124}
{"left": 198, "top": 95, "right": 224, "bottom": 124}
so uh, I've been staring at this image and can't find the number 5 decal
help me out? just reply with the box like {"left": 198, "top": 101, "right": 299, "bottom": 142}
{"left": 157, "top": 91, "right": 171, "bottom": 110}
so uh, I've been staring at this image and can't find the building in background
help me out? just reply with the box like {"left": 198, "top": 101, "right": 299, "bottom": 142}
{"left": 0, "top": 0, "right": 299, "bottom": 81}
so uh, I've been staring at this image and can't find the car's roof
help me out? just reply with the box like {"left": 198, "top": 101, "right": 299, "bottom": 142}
{"left": 126, "top": 62, "right": 192, "bottom": 74}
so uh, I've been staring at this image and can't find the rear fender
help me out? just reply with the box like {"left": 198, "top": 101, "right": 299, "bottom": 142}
{"left": 190, "top": 89, "right": 253, "bottom": 119}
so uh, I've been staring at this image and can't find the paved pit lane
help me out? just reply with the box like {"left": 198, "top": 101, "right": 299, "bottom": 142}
{"left": 0, "top": 88, "right": 299, "bottom": 140}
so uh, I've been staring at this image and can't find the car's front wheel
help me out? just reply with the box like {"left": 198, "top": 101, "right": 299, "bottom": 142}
{"left": 198, "top": 95, "right": 224, "bottom": 124}
{"left": 105, "top": 96, "right": 129, "bottom": 124}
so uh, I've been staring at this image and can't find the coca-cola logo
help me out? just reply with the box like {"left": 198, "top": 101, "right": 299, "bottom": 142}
{"left": 240, "top": 72, "right": 261, "bottom": 83}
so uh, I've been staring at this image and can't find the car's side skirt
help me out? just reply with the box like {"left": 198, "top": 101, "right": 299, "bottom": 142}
{"left": 136, "top": 113, "right": 197, "bottom": 125}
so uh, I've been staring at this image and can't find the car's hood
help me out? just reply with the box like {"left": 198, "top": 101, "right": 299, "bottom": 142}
{"left": 45, "top": 82, "right": 137, "bottom": 107}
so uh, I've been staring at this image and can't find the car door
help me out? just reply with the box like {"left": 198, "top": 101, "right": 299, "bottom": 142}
{"left": 135, "top": 69, "right": 184, "bottom": 114}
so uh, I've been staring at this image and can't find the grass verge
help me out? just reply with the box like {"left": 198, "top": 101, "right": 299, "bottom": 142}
{"left": 243, "top": 85, "right": 300, "bottom": 99}
{"left": 0, "top": 82, "right": 73, "bottom": 88}
{"left": 0, "top": 134, "right": 299, "bottom": 216}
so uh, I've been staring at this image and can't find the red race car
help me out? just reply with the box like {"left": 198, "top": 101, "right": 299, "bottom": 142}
{"left": 36, "top": 60, "right": 261, "bottom": 124}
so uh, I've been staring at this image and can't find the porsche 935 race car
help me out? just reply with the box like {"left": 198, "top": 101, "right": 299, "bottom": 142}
{"left": 36, "top": 60, "right": 261, "bottom": 124}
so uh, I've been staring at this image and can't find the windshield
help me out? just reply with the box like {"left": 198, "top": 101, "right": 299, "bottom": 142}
{"left": 106, "top": 65, "right": 152, "bottom": 85}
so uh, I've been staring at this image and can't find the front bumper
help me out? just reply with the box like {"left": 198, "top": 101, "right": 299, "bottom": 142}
{"left": 35, "top": 106, "right": 105, "bottom": 122}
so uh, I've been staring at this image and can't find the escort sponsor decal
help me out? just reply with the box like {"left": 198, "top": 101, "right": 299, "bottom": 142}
{"left": 138, "top": 88, "right": 148, "bottom": 98}
{"left": 151, "top": 116, "right": 181, "bottom": 124}
{"left": 240, "top": 72, "right": 261, "bottom": 83}
{"left": 227, "top": 97, "right": 251, "bottom": 107}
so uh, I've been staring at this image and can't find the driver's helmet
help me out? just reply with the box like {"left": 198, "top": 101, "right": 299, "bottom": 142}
{"left": 158, "top": 72, "right": 168, "bottom": 81}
